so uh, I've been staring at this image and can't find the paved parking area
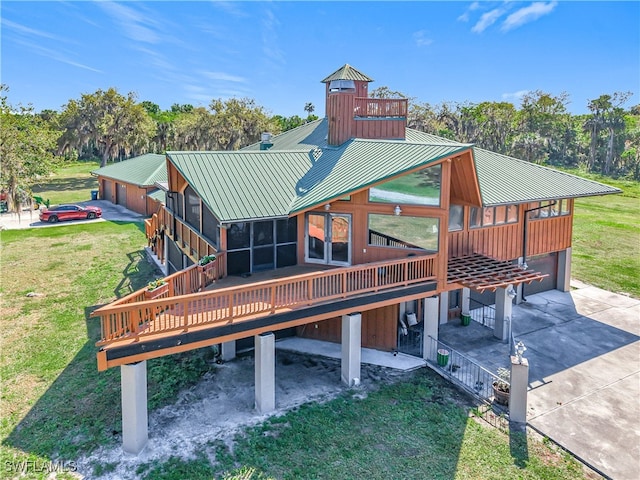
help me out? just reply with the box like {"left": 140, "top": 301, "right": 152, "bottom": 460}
{"left": 440, "top": 282, "right": 640, "bottom": 479}
{"left": 0, "top": 200, "right": 145, "bottom": 230}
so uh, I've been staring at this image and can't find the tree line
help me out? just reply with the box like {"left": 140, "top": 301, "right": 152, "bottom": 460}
{"left": 0, "top": 84, "right": 637, "bottom": 212}
{"left": 369, "top": 86, "right": 638, "bottom": 179}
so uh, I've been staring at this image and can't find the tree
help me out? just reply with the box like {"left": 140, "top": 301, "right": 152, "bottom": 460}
{"left": 585, "top": 92, "right": 632, "bottom": 174}
{"left": 0, "top": 85, "right": 59, "bottom": 214}
{"left": 171, "top": 107, "right": 216, "bottom": 150}
{"left": 58, "top": 88, "right": 155, "bottom": 166}
{"left": 512, "top": 90, "right": 571, "bottom": 164}
{"left": 208, "top": 97, "right": 274, "bottom": 150}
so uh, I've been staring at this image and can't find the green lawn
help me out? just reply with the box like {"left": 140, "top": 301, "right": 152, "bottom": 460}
{"left": 32, "top": 160, "right": 100, "bottom": 205}
{"left": 0, "top": 223, "right": 214, "bottom": 478}
{"left": 565, "top": 170, "right": 640, "bottom": 298}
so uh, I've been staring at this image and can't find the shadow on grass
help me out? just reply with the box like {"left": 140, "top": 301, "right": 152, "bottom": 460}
{"left": 2, "top": 249, "right": 214, "bottom": 464}
{"left": 113, "top": 250, "right": 157, "bottom": 298}
{"left": 32, "top": 177, "right": 98, "bottom": 194}
{"left": 509, "top": 422, "right": 529, "bottom": 468}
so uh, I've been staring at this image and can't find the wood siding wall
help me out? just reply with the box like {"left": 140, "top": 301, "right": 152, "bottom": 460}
{"left": 97, "top": 177, "right": 153, "bottom": 216}
{"left": 354, "top": 119, "right": 405, "bottom": 140}
{"left": 296, "top": 304, "right": 398, "bottom": 350}
{"left": 448, "top": 205, "right": 574, "bottom": 261}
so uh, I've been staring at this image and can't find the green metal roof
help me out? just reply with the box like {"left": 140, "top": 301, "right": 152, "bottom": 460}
{"left": 400, "top": 129, "right": 620, "bottom": 204}
{"left": 92, "top": 153, "right": 167, "bottom": 186}
{"left": 172, "top": 120, "right": 619, "bottom": 221}
{"left": 147, "top": 189, "right": 165, "bottom": 203}
{"left": 289, "top": 139, "right": 470, "bottom": 214}
{"left": 472, "top": 148, "right": 621, "bottom": 205}
{"left": 166, "top": 151, "right": 312, "bottom": 222}
{"left": 321, "top": 64, "right": 373, "bottom": 83}
{"left": 243, "top": 118, "right": 328, "bottom": 151}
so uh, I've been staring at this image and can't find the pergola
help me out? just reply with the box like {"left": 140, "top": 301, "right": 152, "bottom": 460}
{"left": 447, "top": 254, "right": 547, "bottom": 293}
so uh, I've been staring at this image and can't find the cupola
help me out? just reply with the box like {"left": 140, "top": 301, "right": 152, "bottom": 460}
{"left": 321, "top": 64, "right": 407, "bottom": 146}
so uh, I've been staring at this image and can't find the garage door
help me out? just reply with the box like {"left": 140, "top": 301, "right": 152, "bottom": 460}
{"left": 103, "top": 180, "right": 112, "bottom": 202}
{"left": 116, "top": 183, "right": 127, "bottom": 207}
{"left": 523, "top": 253, "right": 557, "bottom": 296}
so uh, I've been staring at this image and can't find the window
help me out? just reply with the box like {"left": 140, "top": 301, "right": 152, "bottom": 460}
{"left": 328, "top": 79, "right": 356, "bottom": 92}
{"left": 527, "top": 199, "right": 570, "bottom": 220}
{"left": 184, "top": 185, "right": 200, "bottom": 230}
{"left": 368, "top": 214, "right": 439, "bottom": 252}
{"left": 227, "top": 223, "right": 250, "bottom": 250}
{"left": 202, "top": 204, "right": 219, "bottom": 248}
{"left": 470, "top": 204, "right": 519, "bottom": 228}
{"left": 448, "top": 205, "right": 463, "bottom": 232}
{"left": 226, "top": 218, "right": 297, "bottom": 274}
{"left": 369, "top": 164, "right": 441, "bottom": 207}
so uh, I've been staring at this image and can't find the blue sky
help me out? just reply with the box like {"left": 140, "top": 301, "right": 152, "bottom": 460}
{"left": 2, "top": 1, "right": 638, "bottom": 117}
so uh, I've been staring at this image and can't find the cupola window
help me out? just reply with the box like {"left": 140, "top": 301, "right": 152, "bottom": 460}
{"left": 328, "top": 79, "right": 356, "bottom": 92}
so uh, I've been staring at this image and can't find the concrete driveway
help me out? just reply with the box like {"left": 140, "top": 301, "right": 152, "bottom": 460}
{"left": 522, "top": 283, "right": 640, "bottom": 480}
{"left": 0, "top": 200, "right": 145, "bottom": 230}
{"left": 441, "top": 281, "right": 640, "bottom": 479}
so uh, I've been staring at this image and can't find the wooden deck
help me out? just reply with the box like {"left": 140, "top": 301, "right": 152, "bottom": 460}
{"left": 93, "top": 255, "right": 437, "bottom": 367}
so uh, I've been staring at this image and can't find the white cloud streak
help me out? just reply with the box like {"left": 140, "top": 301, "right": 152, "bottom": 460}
{"left": 457, "top": 1, "right": 481, "bottom": 22}
{"left": 201, "top": 72, "right": 247, "bottom": 83}
{"left": 501, "top": 2, "right": 558, "bottom": 32}
{"left": 1, "top": 19, "right": 60, "bottom": 40}
{"left": 502, "top": 89, "right": 530, "bottom": 102}
{"left": 413, "top": 30, "right": 433, "bottom": 47}
{"left": 97, "top": 1, "right": 160, "bottom": 44}
{"left": 472, "top": 6, "right": 509, "bottom": 34}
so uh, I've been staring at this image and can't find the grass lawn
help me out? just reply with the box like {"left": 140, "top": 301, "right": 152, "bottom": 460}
{"left": 0, "top": 223, "right": 214, "bottom": 478}
{"left": 565, "top": 170, "right": 640, "bottom": 298}
{"left": 136, "top": 376, "right": 587, "bottom": 480}
{"left": 31, "top": 160, "right": 100, "bottom": 205}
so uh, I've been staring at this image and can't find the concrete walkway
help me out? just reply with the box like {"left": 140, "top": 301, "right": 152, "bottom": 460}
{"left": 440, "top": 281, "right": 640, "bottom": 480}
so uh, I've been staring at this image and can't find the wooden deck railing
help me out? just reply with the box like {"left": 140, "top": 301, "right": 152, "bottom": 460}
{"left": 103, "top": 252, "right": 226, "bottom": 308}
{"left": 94, "top": 255, "right": 436, "bottom": 346}
{"left": 354, "top": 97, "right": 408, "bottom": 118}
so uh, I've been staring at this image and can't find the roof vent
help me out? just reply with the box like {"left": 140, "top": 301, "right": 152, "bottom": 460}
{"left": 260, "top": 132, "right": 273, "bottom": 151}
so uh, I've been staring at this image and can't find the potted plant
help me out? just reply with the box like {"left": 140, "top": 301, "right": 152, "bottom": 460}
{"left": 492, "top": 367, "right": 510, "bottom": 406}
{"left": 197, "top": 254, "right": 216, "bottom": 271}
{"left": 145, "top": 278, "right": 168, "bottom": 300}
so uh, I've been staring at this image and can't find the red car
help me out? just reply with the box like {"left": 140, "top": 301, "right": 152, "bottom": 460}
{"left": 39, "top": 204, "right": 102, "bottom": 223}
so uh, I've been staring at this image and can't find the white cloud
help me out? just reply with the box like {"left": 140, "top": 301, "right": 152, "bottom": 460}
{"left": 501, "top": 2, "right": 558, "bottom": 32}
{"left": 261, "top": 8, "right": 285, "bottom": 65}
{"left": 201, "top": 72, "right": 247, "bottom": 83}
{"left": 1, "top": 19, "right": 60, "bottom": 40}
{"left": 457, "top": 1, "right": 481, "bottom": 22}
{"left": 98, "top": 1, "right": 160, "bottom": 44}
{"left": 472, "top": 7, "right": 509, "bottom": 34}
{"left": 502, "top": 90, "right": 530, "bottom": 102}
{"left": 413, "top": 30, "right": 433, "bottom": 47}
{"left": 10, "top": 37, "right": 102, "bottom": 73}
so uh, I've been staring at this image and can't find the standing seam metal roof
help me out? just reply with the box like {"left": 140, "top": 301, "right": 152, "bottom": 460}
{"left": 179, "top": 120, "right": 619, "bottom": 221}
{"left": 167, "top": 151, "right": 312, "bottom": 222}
{"left": 91, "top": 153, "right": 167, "bottom": 186}
{"left": 321, "top": 64, "right": 374, "bottom": 83}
